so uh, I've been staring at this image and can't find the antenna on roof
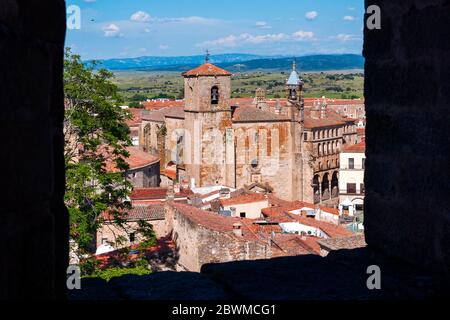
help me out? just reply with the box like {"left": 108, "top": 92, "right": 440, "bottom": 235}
{"left": 205, "top": 49, "right": 210, "bottom": 63}
{"left": 292, "top": 57, "right": 297, "bottom": 71}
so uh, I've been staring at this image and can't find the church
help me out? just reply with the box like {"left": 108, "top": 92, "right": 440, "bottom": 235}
{"left": 139, "top": 58, "right": 358, "bottom": 204}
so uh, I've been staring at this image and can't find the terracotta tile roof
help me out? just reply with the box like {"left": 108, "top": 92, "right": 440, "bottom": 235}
{"left": 232, "top": 106, "right": 290, "bottom": 123}
{"left": 105, "top": 146, "right": 159, "bottom": 172}
{"left": 142, "top": 99, "right": 184, "bottom": 111}
{"left": 303, "top": 107, "right": 349, "bottom": 129}
{"left": 125, "top": 146, "right": 160, "bottom": 170}
{"left": 271, "top": 234, "right": 322, "bottom": 256}
{"left": 126, "top": 108, "right": 143, "bottom": 127}
{"left": 290, "top": 215, "right": 353, "bottom": 238}
{"left": 126, "top": 204, "right": 165, "bottom": 221}
{"left": 100, "top": 204, "right": 165, "bottom": 222}
{"left": 130, "top": 187, "right": 193, "bottom": 201}
{"left": 342, "top": 139, "right": 365, "bottom": 153}
{"left": 171, "top": 202, "right": 261, "bottom": 241}
{"left": 142, "top": 106, "right": 185, "bottom": 122}
{"left": 318, "top": 234, "right": 367, "bottom": 251}
{"left": 161, "top": 168, "right": 177, "bottom": 180}
{"left": 220, "top": 193, "right": 268, "bottom": 206}
{"left": 182, "top": 63, "right": 232, "bottom": 77}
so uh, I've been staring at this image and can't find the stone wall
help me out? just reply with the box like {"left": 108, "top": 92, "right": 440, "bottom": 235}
{"left": 364, "top": 0, "right": 450, "bottom": 279}
{"left": 233, "top": 122, "right": 293, "bottom": 200}
{"left": 97, "top": 219, "right": 166, "bottom": 249}
{"left": 126, "top": 161, "right": 160, "bottom": 188}
{"left": 0, "top": 0, "right": 68, "bottom": 299}
{"left": 166, "top": 204, "right": 271, "bottom": 272}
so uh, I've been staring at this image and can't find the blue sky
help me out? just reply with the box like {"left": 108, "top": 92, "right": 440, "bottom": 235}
{"left": 66, "top": 0, "right": 364, "bottom": 60}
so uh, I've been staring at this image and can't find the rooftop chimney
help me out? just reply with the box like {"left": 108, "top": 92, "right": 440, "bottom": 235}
{"left": 233, "top": 222, "right": 243, "bottom": 237}
{"left": 219, "top": 188, "right": 231, "bottom": 200}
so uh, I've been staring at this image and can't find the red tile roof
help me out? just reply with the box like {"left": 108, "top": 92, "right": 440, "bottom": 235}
{"left": 131, "top": 187, "right": 193, "bottom": 201}
{"left": 318, "top": 234, "right": 366, "bottom": 251}
{"left": 125, "top": 147, "right": 160, "bottom": 170}
{"left": 171, "top": 202, "right": 261, "bottom": 241}
{"left": 142, "top": 99, "right": 184, "bottom": 111}
{"left": 232, "top": 106, "right": 290, "bottom": 123}
{"left": 142, "top": 106, "right": 185, "bottom": 122}
{"left": 342, "top": 139, "right": 366, "bottom": 153}
{"left": 102, "top": 204, "right": 165, "bottom": 222}
{"left": 182, "top": 63, "right": 232, "bottom": 77}
{"left": 105, "top": 146, "right": 159, "bottom": 172}
{"left": 220, "top": 193, "right": 268, "bottom": 206}
{"left": 303, "top": 107, "right": 349, "bottom": 129}
{"left": 126, "top": 108, "right": 144, "bottom": 127}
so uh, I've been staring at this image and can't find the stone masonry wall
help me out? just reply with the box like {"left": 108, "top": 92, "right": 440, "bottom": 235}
{"left": 166, "top": 204, "right": 271, "bottom": 272}
{"left": 364, "top": 0, "right": 450, "bottom": 279}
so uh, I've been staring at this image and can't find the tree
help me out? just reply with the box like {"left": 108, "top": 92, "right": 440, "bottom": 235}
{"left": 64, "top": 48, "right": 133, "bottom": 255}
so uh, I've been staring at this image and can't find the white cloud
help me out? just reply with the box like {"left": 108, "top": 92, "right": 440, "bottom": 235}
{"left": 255, "top": 21, "right": 271, "bottom": 29}
{"left": 343, "top": 16, "right": 356, "bottom": 21}
{"left": 130, "top": 11, "right": 151, "bottom": 22}
{"left": 305, "top": 11, "right": 318, "bottom": 20}
{"left": 198, "top": 33, "right": 288, "bottom": 48}
{"left": 102, "top": 24, "right": 121, "bottom": 37}
{"left": 144, "top": 28, "right": 150, "bottom": 33}
{"left": 292, "top": 30, "right": 315, "bottom": 40}
{"left": 155, "top": 16, "right": 217, "bottom": 25}
{"left": 159, "top": 44, "right": 169, "bottom": 50}
{"left": 336, "top": 33, "right": 359, "bottom": 41}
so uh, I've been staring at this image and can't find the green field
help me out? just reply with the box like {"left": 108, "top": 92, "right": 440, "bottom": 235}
{"left": 113, "top": 70, "right": 364, "bottom": 105}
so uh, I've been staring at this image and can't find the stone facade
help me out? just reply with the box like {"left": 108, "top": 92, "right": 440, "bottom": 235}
{"left": 140, "top": 62, "right": 357, "bottom": 204}
{"left": 164, "top": 202, "right": 271, "bottom": 272}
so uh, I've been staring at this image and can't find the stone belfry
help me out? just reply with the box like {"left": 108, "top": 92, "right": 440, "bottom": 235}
{"left": 286, "top": 60, "right": 307, "bottom": 201}
{"left": 286, "top": 60, "right": 305, "bottom": 122}
{"left": 182, "top": 52, "right": 234, "bottom": 188}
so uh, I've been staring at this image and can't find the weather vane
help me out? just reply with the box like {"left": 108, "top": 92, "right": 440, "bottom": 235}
{"left": 205, "top": 49, "right": 210, "bottom": 63}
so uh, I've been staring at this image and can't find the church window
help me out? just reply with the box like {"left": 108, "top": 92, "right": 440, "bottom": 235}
{"left": 251, "top": 159, "right": 258, "bottom": 169}
{"left": 211, "top": 86, "right": 219, "bottom": 105}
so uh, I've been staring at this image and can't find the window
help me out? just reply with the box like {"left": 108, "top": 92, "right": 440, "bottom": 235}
{"left": 290, "top": 89, "right": 297, "bottom": 100}
{"left": 102, "top": 238, "right": 108, "bottom": 244}
{"left": 348, "top": 158, "right": 354, "bottom": 169}
{"left": 240, "top": 212, "right": 246, "bottom": 218}
{"left": 304, "top": 133, "right": 308, "bottom": 141}
{"left": 211, "top": 86, "right": 219, "bottom": 104}
{"left": 362, "top": 158, "right": 365, "bottom": 169}
{"left": 347, "top": 183, "right": 357, "bottom": 194}
{"left": 251, "top": 159, "right": 258, "bottom": 169}
{"left": 129, "top": 232, "right": 136, "bottom": 242}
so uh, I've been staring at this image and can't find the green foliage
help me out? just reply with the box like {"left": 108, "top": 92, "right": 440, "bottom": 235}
{"left": 64, "top": 48, "right": 132, "bottom": 253}
{"left": 86, "top": 265, "right": 151, "bottom": 282}
{"left": 112, "top": 70, "right": 364, "bottom": 101}
{"left": 128, "top": 101, "right": 143, "bottom": 108}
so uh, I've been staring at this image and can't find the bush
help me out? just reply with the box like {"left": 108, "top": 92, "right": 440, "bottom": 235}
{"left": 87, "top": 265, "right": 151, "bottom": 282}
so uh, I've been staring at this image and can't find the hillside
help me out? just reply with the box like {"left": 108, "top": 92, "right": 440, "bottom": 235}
{"left": 97, "top": 54, "right": 364, "bottom": 72}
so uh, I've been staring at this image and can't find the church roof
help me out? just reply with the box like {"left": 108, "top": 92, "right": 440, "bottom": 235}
{"left": 287, "top": 70, "right": 301, "bottom": 85}
{"left": 142, "top": 106, "right": 185, "bottom": 122}
{"left": 182, "top": 63, "right": 232, "bottom": 77}
{"left": 232, "top": 106, "right": 290, "bottom": 123}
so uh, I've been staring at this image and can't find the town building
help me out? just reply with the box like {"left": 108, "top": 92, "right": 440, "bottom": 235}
{"left": 338, "top": 140, "right": 366, "bottom": 215}
{"left": 139, "top": 59, "right": 358, "bottom": 205}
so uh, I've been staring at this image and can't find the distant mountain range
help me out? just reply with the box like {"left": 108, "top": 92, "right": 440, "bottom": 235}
{"left": 94, "top": 54, "right": 364, "bottom": 72}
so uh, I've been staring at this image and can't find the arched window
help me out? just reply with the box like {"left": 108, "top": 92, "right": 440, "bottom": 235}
{"left": 211, "top": 86, "right": 219, "bottom": 105}
{"left": 290, "top": 89, "right": 297, "bottom": 100}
